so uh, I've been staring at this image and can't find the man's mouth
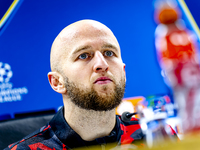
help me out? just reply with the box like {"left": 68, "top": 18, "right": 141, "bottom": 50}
{"left": 94, "top": 77, "right": 112, "bottom": 84}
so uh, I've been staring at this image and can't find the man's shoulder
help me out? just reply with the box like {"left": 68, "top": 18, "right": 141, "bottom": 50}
{"left": 116, "top": 115, "right": 145, "bottom": 146}
{"left": 116, "top": 115, "right": 142, "bottom": 132}
{"left": 4, "top": 125, "right": 55, "bottom": 150}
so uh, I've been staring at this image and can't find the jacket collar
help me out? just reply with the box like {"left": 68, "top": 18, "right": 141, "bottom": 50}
{"left": 49, "top": 107, "right": 122, "bottom": 149}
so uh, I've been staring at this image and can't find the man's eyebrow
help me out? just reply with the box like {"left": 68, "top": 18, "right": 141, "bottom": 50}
{"left": 72, "top": 45, "right": 92, "bottom": 55}
{"left": 72, "top": 44, "right": 118, "bottom": 55}
{"left": 101, "top": 44, "right": 118, "bottom": 51}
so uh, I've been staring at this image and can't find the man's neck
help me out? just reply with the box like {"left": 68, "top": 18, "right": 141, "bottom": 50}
{"left": 63, "top": 99, "right": 116, "bottom": 141}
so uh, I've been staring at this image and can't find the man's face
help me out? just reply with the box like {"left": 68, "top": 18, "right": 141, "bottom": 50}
{"left": 59, "top": 22, "right": 126, "bottom": 111}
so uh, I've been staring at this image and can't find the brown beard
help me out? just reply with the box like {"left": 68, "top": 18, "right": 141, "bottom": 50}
{"left": 63, "top": 77, "right": 125, "bottom": 111}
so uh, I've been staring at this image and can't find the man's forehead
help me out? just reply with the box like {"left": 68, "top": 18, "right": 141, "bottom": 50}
{"left": 59, "top": 23, "right": 110, "bottom": 41}
{"left": 57, "top": 22, "right": 119, "bottom": 48}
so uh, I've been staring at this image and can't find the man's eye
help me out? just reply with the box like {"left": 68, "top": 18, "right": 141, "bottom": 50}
{"left": 104, "top": 51, "right": 113, "bottom": 57}
{"left": 78, "top": 53, "right": 88, "bottom": 59}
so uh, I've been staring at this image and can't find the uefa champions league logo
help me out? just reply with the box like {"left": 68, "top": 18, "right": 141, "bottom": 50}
{"left": 0, "top": 62, "right": 28, "bottom": 103}
{"left": 0, "top": 62, "right": 13, "bottom": 83}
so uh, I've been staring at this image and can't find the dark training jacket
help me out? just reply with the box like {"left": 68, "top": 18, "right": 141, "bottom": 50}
{"left": 4, "top": 107, "right": 147, "bottom": 150}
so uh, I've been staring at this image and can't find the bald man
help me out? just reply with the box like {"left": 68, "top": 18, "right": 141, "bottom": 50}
{"left": 5, "top": 20, "right": 145, "bottom": 150}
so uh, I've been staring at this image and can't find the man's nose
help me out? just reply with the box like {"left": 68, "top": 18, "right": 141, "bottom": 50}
{"left": 93, "top": 51, "right": 109, "bottom": 73}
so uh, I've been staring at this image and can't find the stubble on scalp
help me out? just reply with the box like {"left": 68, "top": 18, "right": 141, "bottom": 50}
{"left": 49, "top": 19, "right": 120, "bottom": 73}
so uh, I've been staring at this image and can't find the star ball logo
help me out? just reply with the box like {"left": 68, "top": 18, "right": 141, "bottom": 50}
{"left": 0, "top": 62, "right": 13, "bottom": 83}
{"left": 0, "top": 62, "right": 28, "bottom": 103}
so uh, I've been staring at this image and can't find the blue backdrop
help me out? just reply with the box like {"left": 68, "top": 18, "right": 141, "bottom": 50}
{"left": 0, "top": 0, "right": 199, "bottom": 120}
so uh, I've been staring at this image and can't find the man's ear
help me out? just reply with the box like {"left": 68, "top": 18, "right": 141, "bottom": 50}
{"left": 123, "top": 63, "right": 126, "bottom": 82}
{"left": 48, "top": 72, "right": 66, "bottom": 94}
